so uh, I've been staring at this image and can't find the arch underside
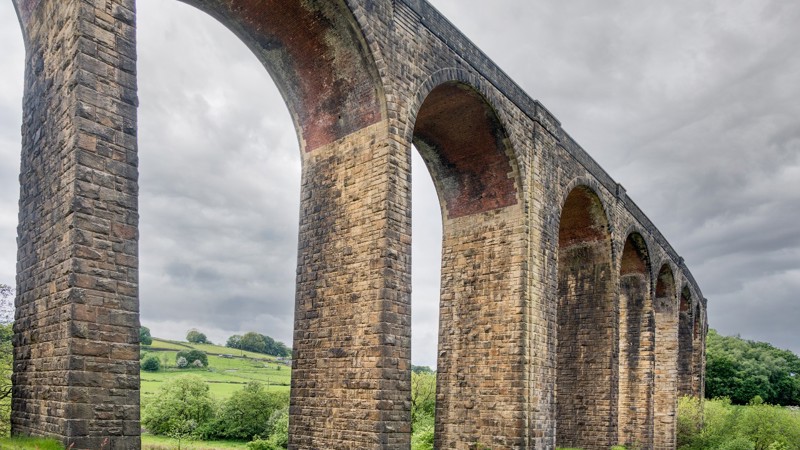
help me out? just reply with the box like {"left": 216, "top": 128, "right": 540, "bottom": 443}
{"left": 678, "top": 288, "right": 694, "bottom": 397}
{"left": 178, "top": 0, "right": 383, "bottom": 152}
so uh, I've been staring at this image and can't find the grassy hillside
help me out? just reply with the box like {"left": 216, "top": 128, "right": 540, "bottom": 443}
{"left": 141, "top": 338, "right": 291, "bottom": 402}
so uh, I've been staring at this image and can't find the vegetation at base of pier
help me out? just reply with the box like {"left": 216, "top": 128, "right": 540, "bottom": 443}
{"left": 677, "top": 396, "right": 800, "bottom": 450}
{"left": 142, "top": 376, "right": 289, "bottom": 447}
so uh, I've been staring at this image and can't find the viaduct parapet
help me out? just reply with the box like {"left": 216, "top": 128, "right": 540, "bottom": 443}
{"left": 9, "top": 0, "right": 707, "bottom": 448}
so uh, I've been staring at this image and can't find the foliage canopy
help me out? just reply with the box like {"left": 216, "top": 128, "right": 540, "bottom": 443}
{"left": 705, "top": 329, "right": 800, "bottom": 405}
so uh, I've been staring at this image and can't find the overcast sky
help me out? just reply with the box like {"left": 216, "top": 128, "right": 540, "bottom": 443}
{"left": 1, "top": 0, "right": 798, "bottom": 369}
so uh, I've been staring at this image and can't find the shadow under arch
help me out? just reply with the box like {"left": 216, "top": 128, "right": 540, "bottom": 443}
{"left": 653, "top": 263, "right": 679, "bottom": 449}
{"left": 678, "top": 285, "right": 694, "bottom": 397}
{"left": 617, "top": 232, "right": 655, "bottom": 448}
{"left": 556, "top": 184, "right": 616, "bottom": 450}
{"left": 692, "top": 301, "right": 705, "bottom": 398}
{"left": 410, "top": 78, "right": 527, "bottom": 447}
{"left": 174, "top": 0, "right": 386, "bottom": 153}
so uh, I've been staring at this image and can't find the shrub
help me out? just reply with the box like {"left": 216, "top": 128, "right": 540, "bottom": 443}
{"left": 719, "top": 437, "right": 756, "bottom": 450}
{"left": 141, "top": 375, "right": 215, "bottom": 437}
{"left": 202, "top": 382, "right": 289, "bottom": 441}
{"left": 265, "top": 406, "right": 289, "bottom": 448}
{"left": 247, "top": 438, "right": 283, "bottom": 450}
{"left": 176, "top": 349, "right": 208, "bottom": 368}
{"left": 411, "top": 412, "right": 434, "bottom": 450}
{"left": 142, "top": 355, "right": 161, "bottom": 372}
{"left": 176, "top": 356, "right": 188, "bottom": 368}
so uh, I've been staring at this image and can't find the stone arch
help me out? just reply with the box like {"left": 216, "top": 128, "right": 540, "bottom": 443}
{"left": 652, "top": 263, "right": 679, "bottom": 449}
{"left": 556, "top": 185, "right": 616, "bottom": 449}
{"left": 10, "top": 0, "right": 397, "bottom": 447}
{"left": 677, "top": 284, "right": 694, "bottom": 397}
{"left": 172, "top": 0, "right": 386, "bottom": 153}
{"left": 410, "top": 77, "right": 527, "bottom": 447}
{"left": 617, "top": 232, "right": 654, "bottom": 448}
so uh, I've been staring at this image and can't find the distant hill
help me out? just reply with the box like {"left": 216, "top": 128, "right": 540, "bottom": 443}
{"left": 140, "top": 337, "right": 291, "bottom": 402}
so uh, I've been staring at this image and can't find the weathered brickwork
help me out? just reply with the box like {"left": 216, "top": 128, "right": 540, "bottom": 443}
{"left": 10, "top": 0, "right": 706, "bottom": 448}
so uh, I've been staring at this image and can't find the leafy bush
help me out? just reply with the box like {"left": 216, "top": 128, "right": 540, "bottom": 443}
{"left": 141, "top": 375, "right": 215, "bottom": 437}
{"left": 201, "top": 382, "right": 289, "bottom": 441}
{"left": 719, "top": 438, "right": 755, "bottom": 450}
{"left": 265, "top": 406, "right": 289, "bottom": 448}
{"left": 176, "top": 349, "right": 208, "bottom": 368}
{"left": 176, "top": 356, "right": 188, "bottom": 368}
{"left": 678, "top": 396, "right": 800, "bottom": 450}
{"left": 247, "top": 438, "right": 283, "bottom": 450}
{"left": 142, "top": 355, "right": 161, "bottom": 372}
{"left": 411, "top": 412, "right": 434, "bottom": 450}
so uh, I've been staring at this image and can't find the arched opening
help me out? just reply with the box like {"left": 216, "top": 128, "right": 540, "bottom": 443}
{"left": 678, "top": 286, "right": 694, "bottom": 397}
{"left": 412, "top": 81, "right": 525, "bottom": 447}
{"left": 136, "top": 0, "right": 300, "bottom": 417}
{"left": 556, "top": 186, "right": 616, "bottom": 449}
{"left": 617, "top": 233, "right": 654, "bottom": 448}
{"left": 176, "top": 0, "right": 384, "bottom": 153}
{"left": 653, "top": 264, "right": 678, "bottom": 449}
{"left": 409, "top": 148, "right": 442, "bottom": 448}
{"left": 692, "top": 303, "right": 704, "bottom": 398}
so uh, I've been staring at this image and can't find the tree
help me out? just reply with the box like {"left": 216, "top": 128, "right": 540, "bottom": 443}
{"left": 411, "top": 370, "right": 436, "bottom": 425}
{"left": 0, "top": 284, "right": 13, "bottom": 324}
{"left": 225, "top": 332, "right": 291, "bottom": 357}
{"left": 239, "top": 332, "right": 267, "bottom": 354}
{"left": 226, "top": 334, "right": 243, "bottom": 349}
{"left": 176, "top": 350, "right": 208, "bottom": 368}
{"left": 186, "top": 329, "right": 208, "bottom": 344}
{"left": 705, "top": 329, "right": 800, "bottom": 405}
{"left": 141, "top": 375, "right": 215, "bottom": 437}
{"left": 139, "top": 326, "right": 153, "bottom": 346}
{"left": 0, "top": 322, "right": 12, "bottom": 437}
{"left": 0, "top": 284, "right": 14, "bottom": 437}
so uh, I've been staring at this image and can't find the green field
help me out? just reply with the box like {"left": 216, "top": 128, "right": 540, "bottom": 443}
{"left": 141, "top": 338, "right": 291, "bottom": 403}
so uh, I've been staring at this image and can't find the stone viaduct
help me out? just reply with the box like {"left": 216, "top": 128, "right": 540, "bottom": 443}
{"left": 9, "top": 0, "right": 707, "bottom": 448}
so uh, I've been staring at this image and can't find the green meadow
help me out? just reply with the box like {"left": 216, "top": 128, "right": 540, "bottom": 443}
{"left": 140, "top": 338, "right": 291, "bottom": 404}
